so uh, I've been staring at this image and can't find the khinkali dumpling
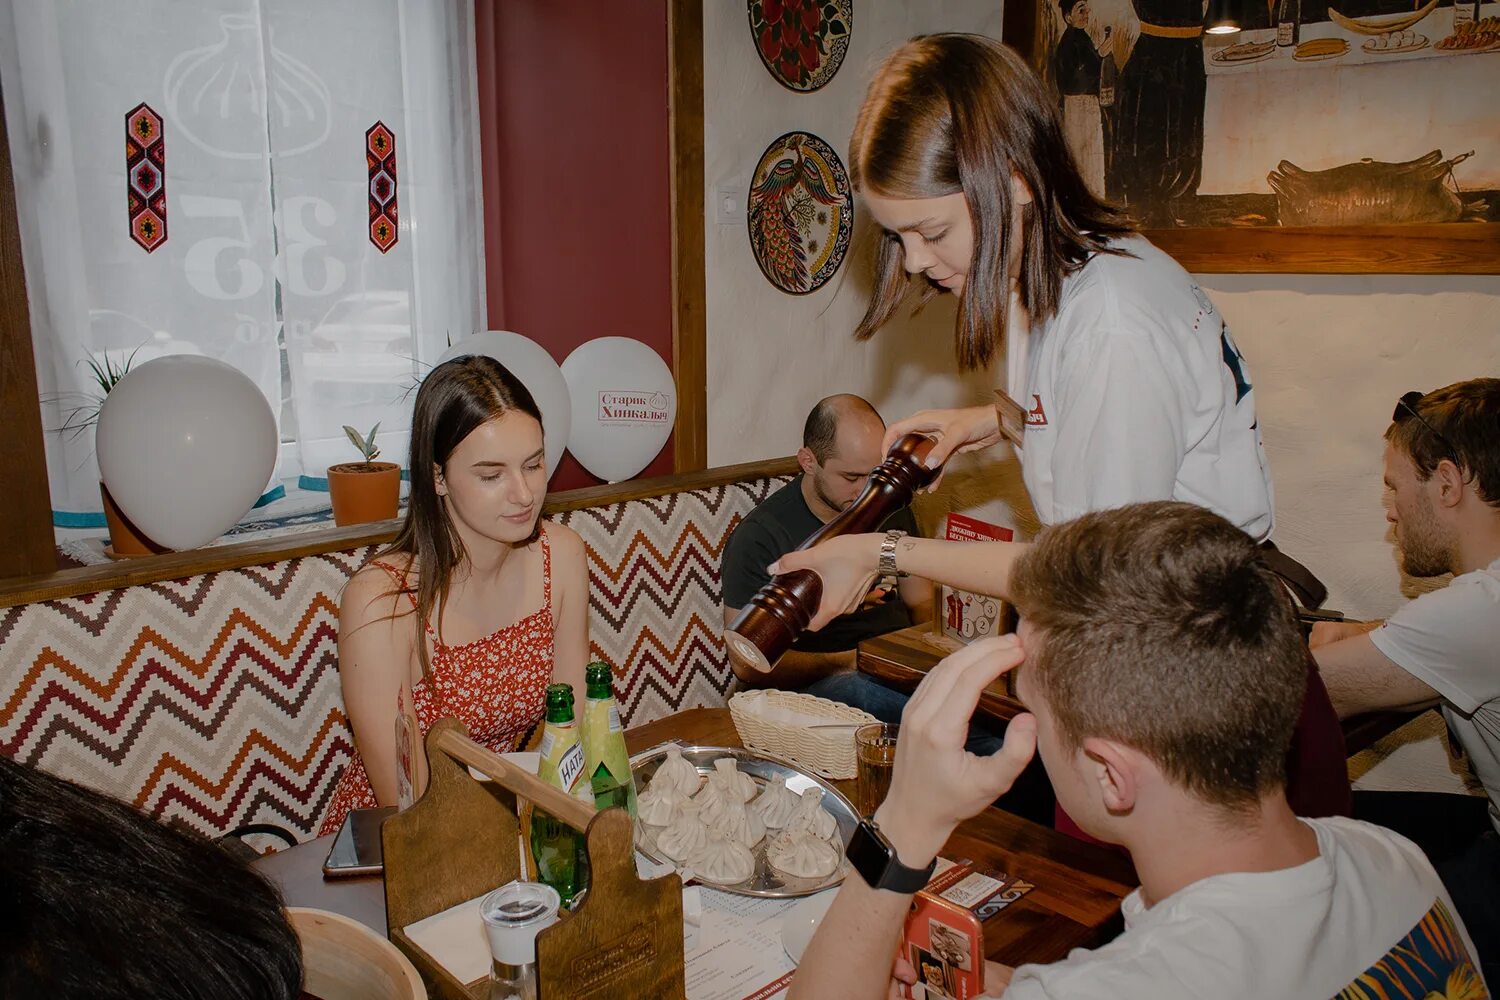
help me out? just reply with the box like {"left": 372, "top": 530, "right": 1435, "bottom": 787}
{"left": 709, "top": 796, "right": 766, "bottom": 849}
{"left": 637, "top": 774, "right": 689, "bottom": 826}
{"left": 750, "top": 774, "right": 799, "bottom": 829}
{"left": 656, "top": 799, "right": 710, "bottom": 861}
{"left": 654, "top": 746, "right": 702, "bottom": 796}
{"left": 710, "top": 759, "right": 757, "bottom": 803}
{"left": 688, "top": 830, "right": 755, "bottom": 885}
{"left": 786, "top": 788, "right": 838, "bottom": 841}
{"left": 767, "top": 829, "right": 841, "bottom": 879}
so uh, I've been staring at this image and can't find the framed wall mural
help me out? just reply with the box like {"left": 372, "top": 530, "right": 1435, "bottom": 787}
{"left": 1003, "top": 0, "right": 1500, "bottom": 272}
{"left": 748, "top": 0, "right": 852, "bottom": 91}
{"left": 747, "top": 131, "right": 854, "bottom": 294}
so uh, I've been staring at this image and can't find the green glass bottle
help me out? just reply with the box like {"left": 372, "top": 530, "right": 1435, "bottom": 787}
{"left": 531, "top": 683, "right": 590, "bottom": 908}
{"left": 581, "top": 661, "right": 637, "bottom": 817}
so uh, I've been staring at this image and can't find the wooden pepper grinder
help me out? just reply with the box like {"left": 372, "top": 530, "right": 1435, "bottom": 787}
{"left": 726, "top": 433, "right": 939, "bottom": 674}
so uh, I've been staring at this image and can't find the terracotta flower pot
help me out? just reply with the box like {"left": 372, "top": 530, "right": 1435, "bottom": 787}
{"left": 327, "top": 461, "right": 400, "bottom": 526}
{"left": 101, "top": 482, "right": 167, "bottom": 558}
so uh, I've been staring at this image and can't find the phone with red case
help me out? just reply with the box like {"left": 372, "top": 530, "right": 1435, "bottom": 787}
{"left": 902, "top": 890, "right": 985, "bottom": 999}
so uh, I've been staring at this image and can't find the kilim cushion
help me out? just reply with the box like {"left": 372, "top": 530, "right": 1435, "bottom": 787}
{"left": 0, "top": 476, "right": 790, "bottom": 845}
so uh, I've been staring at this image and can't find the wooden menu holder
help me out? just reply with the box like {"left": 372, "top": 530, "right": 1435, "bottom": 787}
{"left": 382, "top": 719, "right": 686, "bottom": 999}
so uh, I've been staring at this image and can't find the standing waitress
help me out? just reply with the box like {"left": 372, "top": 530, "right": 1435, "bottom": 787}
{"left": 769, "top": 33, "right": 1347, "bottom": 822}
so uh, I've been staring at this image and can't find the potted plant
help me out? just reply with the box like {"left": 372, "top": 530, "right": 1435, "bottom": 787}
{"left": 327, "top": 423, "right": 400, "bottom": 526}
{"left": 52, "top": 348, "right": 166, "bottom": 558}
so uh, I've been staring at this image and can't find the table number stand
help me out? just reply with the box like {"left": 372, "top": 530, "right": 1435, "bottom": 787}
{"left": 383, "top": 719, "right": 687, "bottom": 999}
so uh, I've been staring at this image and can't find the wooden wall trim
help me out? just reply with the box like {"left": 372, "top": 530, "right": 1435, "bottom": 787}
{"left": 668, "top": 0, "right": 708, "bottom": 472}
{"left": 0, "top": 455, "right": 798, "bottom": 608}
{"left": 1145, "top": 223, "right": 1500, "bottom": 276}
{"left": 0, "top": 73, "right": 57, "bottom": 579}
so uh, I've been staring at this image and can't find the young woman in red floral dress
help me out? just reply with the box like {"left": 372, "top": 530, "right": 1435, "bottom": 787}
{"left": 320, "top": 356, "right": 588, "bottom": 834}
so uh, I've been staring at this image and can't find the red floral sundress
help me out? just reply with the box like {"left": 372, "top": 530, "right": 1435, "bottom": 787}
{"left": 319, "top": 529, "right": 555, "bottom": 835}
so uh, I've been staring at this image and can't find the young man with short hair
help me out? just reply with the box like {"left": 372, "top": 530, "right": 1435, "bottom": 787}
{"left": 790, "top": 502, "right": 1485, "bottom": 1000}
{"left": 1314, "top": 377, "right": 1500, "bottom": 983}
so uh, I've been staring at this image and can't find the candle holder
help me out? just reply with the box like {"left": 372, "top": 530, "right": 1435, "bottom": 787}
{"left": 726, "top": 433, "right": 939, "bottom": 674}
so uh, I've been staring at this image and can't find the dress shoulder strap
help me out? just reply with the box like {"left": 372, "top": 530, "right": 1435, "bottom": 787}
{"left": 539, "top": 525, "right": 552, "bottom": 607}
{"left": 368, "top": 559, "right": 438, "bottom": 639}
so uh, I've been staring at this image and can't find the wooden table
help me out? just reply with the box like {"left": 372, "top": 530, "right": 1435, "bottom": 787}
{"left": 257, "top": 707, "right": 1134, "bottom": 969}
{"left": 859, "top": 625, "right": 1027, "bottom": 726}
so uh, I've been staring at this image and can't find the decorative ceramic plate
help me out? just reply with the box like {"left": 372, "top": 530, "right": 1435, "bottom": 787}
{"left": 1211, "top": 39, "right": 1275, "bottom": 63}
{"left": 748, "top": 0, "right": 852, "bottom": 92}
{"left": 747, "top": 131, "right": 854, "bottom": 295}
{"left": 631, "top": 743, "right": 859, "bottom": 899}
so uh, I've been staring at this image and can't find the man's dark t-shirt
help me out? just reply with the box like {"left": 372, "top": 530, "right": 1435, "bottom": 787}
{"left": 721, "top": 475, "right": 919, "bottom": 654}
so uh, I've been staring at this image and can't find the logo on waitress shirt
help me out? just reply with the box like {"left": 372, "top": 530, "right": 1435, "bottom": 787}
{"left": 1026, "top": 394, "right": 1049, "bottom": 427}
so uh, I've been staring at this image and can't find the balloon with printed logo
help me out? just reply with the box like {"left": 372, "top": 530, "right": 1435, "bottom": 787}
{"left": 96, "top": 355, "right": 278, "bottom": 551}
{"left": 561, "top": 338, "right": 676, "bottom": 483}
{"left": 437, "top": 331, "right": 571, "bottom": 479}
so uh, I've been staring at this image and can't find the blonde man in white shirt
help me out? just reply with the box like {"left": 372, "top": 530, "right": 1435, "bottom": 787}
{"left": 789, "top": 503, "right": 1485, "bottom": 1000}
{"left": 1313, "top": 377, "right": 1500, "bottom": 985}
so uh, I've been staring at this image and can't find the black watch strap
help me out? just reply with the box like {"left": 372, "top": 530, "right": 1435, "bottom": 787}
{"left": 846, "top": 817, "right": 937, "bottom": 894}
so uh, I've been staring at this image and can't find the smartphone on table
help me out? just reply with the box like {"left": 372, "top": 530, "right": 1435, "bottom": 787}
{"left": 321, "top": 806, "right": 397, "bottom": 878}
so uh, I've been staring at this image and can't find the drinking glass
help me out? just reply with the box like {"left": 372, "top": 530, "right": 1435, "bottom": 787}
{"left": 855, "top": 722, "right": 899, "bottom": 817}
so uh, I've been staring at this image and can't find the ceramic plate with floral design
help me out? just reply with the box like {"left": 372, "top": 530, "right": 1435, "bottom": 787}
{"left": 747, "top": 131, "right": 854, "bottom": 295}
{"left": 748, "top": 0, "right": 852, "bottom": 92}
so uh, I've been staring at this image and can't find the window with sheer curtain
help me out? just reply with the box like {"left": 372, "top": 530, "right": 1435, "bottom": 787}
{"left": 0, "top": 0, "right": 485, "bottom": 526}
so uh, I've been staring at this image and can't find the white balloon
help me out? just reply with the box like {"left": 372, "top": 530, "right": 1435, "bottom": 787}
{"left": 437, "top": 332, "right": 572, "bottom": 479}
{"left": 96, "top": 356, "right": 277, "bottom": 551}
{"left": 561, "top": 338, "right": 676, "bottom": 482}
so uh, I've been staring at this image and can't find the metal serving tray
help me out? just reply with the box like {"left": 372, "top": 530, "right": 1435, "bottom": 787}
{"left": 629, "top": 743, "right": 858, "bottom": 898}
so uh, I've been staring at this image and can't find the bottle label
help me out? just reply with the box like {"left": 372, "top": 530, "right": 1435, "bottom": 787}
{"left": 1454, "top": 2, "right": 1474, "bottom": 25}
{"left": 607, "top": 703, "right": 622, "bottom": 733}
{"left": 557, "top": 742, "right": 586, "bottom": 796}
{"left": 1277, "top": 21, "right": 1294, "bottom": 44}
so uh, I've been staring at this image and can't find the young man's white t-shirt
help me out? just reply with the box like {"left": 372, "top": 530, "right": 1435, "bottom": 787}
{"left": 1003, "top": 817, "right": 1486, "bottom": 1000}
{"left": 1370, "top": 556, "right": 1500, "bottom": 833}
{"left": 1007, "top": 236, "right": 1275, "bottom": 539}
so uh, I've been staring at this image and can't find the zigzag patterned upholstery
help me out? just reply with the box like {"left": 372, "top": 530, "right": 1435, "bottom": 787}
{"left": 0, "top": 475, "right": 790, "bottom": 845}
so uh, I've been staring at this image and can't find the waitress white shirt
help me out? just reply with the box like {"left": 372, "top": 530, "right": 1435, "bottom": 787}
{"left": 1007, "top": 236, "right": 1275, "bottom": 539}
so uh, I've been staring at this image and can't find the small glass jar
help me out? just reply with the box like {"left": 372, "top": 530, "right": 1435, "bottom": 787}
{"left": 481, "top": 881, "right": 561, "bottom": 1000}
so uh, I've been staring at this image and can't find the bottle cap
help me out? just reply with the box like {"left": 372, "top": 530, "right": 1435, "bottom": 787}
{"left": 481, "top": 881, "right": 561, "bottom": 966}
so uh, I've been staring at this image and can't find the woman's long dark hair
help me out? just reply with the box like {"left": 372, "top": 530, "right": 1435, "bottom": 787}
{"left": 849, "top": 33, "right": 1133, "bottom": 371}
{"left": 379, "top": 355, "right": 544, "bottom": 674}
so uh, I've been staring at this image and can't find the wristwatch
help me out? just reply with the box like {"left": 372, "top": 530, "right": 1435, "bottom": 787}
{"left": 878, "top": 529, "right": 909, "bottom": 579}
{"left": 845, "top": 817, "right": 937, "bottom": 894}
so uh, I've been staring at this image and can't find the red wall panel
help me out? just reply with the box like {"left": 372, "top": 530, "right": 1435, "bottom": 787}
{"left": 477, "top": 0, "right": 675, "bottom": 489}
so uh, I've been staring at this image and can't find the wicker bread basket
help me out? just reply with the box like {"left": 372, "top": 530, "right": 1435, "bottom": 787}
{"left": 728, "top": 689, "right": 878, "bottom": 780}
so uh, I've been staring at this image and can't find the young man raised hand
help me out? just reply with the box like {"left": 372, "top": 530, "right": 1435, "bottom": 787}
{"left": 791, "top": 502, "right": 1485, "bottom": 1000}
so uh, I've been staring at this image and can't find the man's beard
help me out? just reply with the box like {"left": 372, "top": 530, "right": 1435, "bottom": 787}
{"left": 813, "top": 475, "right": 853, "bottom": 516}
{"left": 1398, "top": 498, "right": 1454, "bottom": 578}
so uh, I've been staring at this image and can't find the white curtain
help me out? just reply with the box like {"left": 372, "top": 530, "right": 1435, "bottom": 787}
{"left": 0, "top": 0, "right": 484, "bottom": 522}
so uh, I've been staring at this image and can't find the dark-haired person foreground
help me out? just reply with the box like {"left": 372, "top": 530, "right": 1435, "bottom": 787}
{"left": 0, "top": 755, "right": 301, "bottom": 1000}
{"left": 1313, "top": 378, "right": 1500, "bottom": 984}
{"left": 321, "top": 355, "right": 589, "bottom": 833}
{"left": 789, "top": 503, "right": 1485, "bottom": 1000}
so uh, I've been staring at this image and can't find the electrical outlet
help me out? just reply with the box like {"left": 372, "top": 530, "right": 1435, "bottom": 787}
{"left": 714, "top": 181, "right": 745, "bottom": 225}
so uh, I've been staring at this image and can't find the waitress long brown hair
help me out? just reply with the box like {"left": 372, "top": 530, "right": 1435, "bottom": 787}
{"left": 379, "top": 354, "right": 544, "bottom": 674}
{"left": 849, "top": 33, "right": 1132, "bottom": 371}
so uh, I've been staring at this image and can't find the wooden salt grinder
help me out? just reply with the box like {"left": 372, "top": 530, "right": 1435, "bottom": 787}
{"left": 383, "top": 719, "right": 686, "bottom": 999}
{"left": 725, "top": 432, "right": 938, "bottom": 674}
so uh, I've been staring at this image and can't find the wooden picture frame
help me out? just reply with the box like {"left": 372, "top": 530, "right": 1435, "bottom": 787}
{"left": 1000, "top": 0, "right": 1500, "bottom": 274}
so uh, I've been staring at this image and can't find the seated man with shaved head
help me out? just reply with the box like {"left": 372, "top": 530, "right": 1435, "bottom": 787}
{"left": 721, "top": 394, "right": 935, "bottom": 721}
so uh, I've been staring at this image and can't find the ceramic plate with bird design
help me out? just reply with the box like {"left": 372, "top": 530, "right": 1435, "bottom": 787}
{"left": 747, "top": 131, "right": 853, "bottom": 295}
